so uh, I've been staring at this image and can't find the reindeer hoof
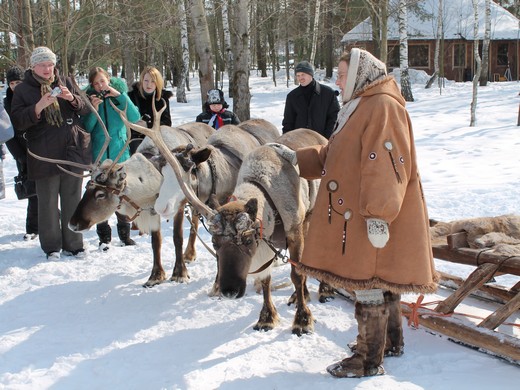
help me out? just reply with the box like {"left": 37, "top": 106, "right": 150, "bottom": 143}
{"left": 170, "top": 275, "right": 190, "bottom": 283}
{"left": 292, "top": 324, "right": 314, "bottom": 336}
{"left": 143, "top": 279, "right": 164, "bottom": 288}
{"left": 253, "top": 323, "right": 274, "bottom": 332}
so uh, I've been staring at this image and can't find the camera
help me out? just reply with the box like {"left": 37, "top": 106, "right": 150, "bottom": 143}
{"left": 96, "top": 90, "right": 110, "bottom": 99}
{"left": 50, "top": 87, "right": 62, "bottom": 97}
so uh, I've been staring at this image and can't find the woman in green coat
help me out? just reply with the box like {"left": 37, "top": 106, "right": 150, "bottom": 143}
{"left": 82, "top": 67, "right": 141, "bottom": 250}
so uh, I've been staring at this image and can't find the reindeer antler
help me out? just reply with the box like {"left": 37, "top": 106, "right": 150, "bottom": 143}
{"left": 112, "top": 94, "right": 217, "bottom": 220}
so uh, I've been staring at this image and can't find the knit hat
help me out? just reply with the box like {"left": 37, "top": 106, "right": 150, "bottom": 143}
{"left": 6, "top": 65, "right": 24, "bottom": 84}
{"left": 207, "top": 89, "right": 224, "bottom": 105}
{"left": 294, "top": 61, "right": 314, "bottom": 77}
{"left": 30, "top": 46, "right": 57, "bottom": 67}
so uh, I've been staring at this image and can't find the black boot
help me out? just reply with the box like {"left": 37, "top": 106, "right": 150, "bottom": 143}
{"left": 97, "top": 221, "right": 112, "bottom": 251}
{"left": 117, "top": 222, "right": 136, "bottom": 246}
{"left": 384, "top": 291, "right": 404, "bottom": 357}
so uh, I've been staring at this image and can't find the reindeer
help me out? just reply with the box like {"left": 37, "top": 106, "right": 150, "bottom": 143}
{"left": 152, "top": 119, "right": 280, "bottom": 218}
{"left": 137, "top": 122, "right": 327, "bottom": 335}
{"left": 68, "top": 121, "right": 215, "bottom": 287}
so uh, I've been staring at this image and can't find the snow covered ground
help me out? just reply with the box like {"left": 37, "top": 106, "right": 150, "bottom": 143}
{"left": 0, "top": 70, "right": 519, "bottom": 389}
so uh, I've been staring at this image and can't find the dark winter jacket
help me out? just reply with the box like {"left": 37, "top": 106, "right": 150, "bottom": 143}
{"left": 82, "top": 77, "right": 140, "bottom": 163}
{"left": 4, "top": 88, "right": 28, "bottom": 169}
{"left": 10, "top": 69, "right": 89, "bottom": 180}
{"left": 282, "top": 79, "right": 340, "bottom": 139}
{"left": 127, "top": 82, "right": 173, "bottom": 131}
{"left": 195, "top": 104, "right": 240, "bottom": 129}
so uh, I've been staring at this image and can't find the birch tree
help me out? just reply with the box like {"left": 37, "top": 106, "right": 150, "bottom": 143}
{"left": 229, "top": 0, "right": 251, "bottom": 121}
{"left": 470, "top": 0, "right": 482, "bottom": 127}
{"left": 176, "top": 0, "right": 190, "bottom": 103}
{"left": 398, "top": 0, "right": 413, "bottom": 102}
{"left": 309, "top": 0, "right": 321, "bottom": 65}
{"left": 426, "top": 0, "right": 443, "bottom": 92}
{"left": 188, "top": 0, "right": 215, "bottom": 109}
{"left": 221, "top": 1, "right": 234, "bottom": 97}
{"left": 479, "top": 0, "right": 491, "bottom": 86}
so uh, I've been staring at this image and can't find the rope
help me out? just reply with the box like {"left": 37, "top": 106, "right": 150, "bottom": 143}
{"left": 183, "top": 205, "right": 216, "bottom": 258}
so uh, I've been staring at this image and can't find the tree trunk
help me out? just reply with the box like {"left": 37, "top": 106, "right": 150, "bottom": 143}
{"left": 470, "top": 0, "right": 482, "bottom": 127}
{"left": 479, "top": 0, "right": 491, "bottom": 86}
{"left": 398, "top": 0, "right": 413, "bottom": 102}
{"left": 229, "top": 0, "right": 251, "bottom": 121}
{"left": 221, "top": 1, "right": 234, "bottom": 97}
{"left": 177, "top": 0, "right": 189, "bottom": 103}
{"left": 188, "top": 0, "right": 215, "bottom": 110}
{"left": 309, "top": 0, "right": 321, "bottom": 66}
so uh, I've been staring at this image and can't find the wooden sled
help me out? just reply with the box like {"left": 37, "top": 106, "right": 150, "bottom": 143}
{"left": 410, "top": 231, "right": 520, "bottom": 364}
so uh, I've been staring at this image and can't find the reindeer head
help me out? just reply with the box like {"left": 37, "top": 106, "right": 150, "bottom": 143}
{"left": 208, "top": 199, "right": 261, "bottom": 299}
{"left": 68, "top": 160, "right": 128, "bottom": 231}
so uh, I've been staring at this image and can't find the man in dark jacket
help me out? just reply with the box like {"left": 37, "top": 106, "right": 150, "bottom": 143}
{"left": 4, "top": 65, "right": 39, "bottom": 241}
{"left": 10, "top": 47, "right": 90, "bottom": 259}
{"left": 282, "top": 61, "right": 340, "bottom": 139}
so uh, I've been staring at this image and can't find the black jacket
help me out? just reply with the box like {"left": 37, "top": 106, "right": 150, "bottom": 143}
{"left": 10, "top": 69, "right": 89, "bottom": 180}
{"left": 282, "top": 80, "right": 340, "bottom": 139}
{"left": 127, "top": 82, "right": 173, "bottom": 134}
{"left": 4, "top": 88, "right": 27, "bottom": 167}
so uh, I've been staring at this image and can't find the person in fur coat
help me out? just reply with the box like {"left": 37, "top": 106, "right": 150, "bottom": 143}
{"left": 82, "top": 67, "right": 141, "bottom": 250}
{"left": 127, "top": 66, "right": 172, "bottom": 155}
{"left": 269, "top": 48, "right": 438, "bottom": 378}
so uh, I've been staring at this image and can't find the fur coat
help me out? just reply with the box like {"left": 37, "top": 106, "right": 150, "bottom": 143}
{"left": 296, "top": 77, "right": 439, "bottom": 294}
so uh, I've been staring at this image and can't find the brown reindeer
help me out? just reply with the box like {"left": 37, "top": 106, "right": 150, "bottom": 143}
{"left": 68, "top": 120, "right": 215, "bottom": 287}
{"left": 206, "top": 129, "right": 327, "bottom": 335}
{"left": 135, "top": 121, "right": 327, "bottom": 335}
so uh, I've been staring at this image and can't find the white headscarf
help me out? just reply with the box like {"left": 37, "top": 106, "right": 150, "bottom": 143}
{"left": 331, "top": 48, "right": 387, "bottom": 137}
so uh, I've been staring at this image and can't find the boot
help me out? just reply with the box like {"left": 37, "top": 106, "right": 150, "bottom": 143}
{"left": 97, "top": 221, "right": 112, "bottom": 251}
{"left": 117, "top": 222, "right": 136, "bottom": 246}
{"left": 327, "top": 301, "right": 388, "bottom": 378}
{"left": 384, "top": 291, "right": 404, "bottom": 357}
{"left": 348, "top": 292, "right": 404, "bottom": 357}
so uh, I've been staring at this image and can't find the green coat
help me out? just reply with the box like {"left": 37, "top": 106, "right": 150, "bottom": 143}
{"left": 82, "top": 77, "right": 140, "bottom": 163}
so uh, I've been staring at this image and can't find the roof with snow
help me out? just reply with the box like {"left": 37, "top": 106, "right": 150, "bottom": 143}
{"left": 341, "top": 0, "right": 520, "bottom": 43}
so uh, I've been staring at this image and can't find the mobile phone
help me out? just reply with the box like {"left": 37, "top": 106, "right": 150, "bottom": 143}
{"left": 50, "top": 87, "right": 62, "bottom": 97}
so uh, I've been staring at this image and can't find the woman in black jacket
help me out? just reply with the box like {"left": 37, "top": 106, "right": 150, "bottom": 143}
{"left": 127, "top": 66, "right": 172, "bottom": 154}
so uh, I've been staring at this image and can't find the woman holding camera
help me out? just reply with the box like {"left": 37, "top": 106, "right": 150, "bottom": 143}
{"left": 10, "top": 47, "right": 89, "bottom": 259}
{"left": 82, "top": 67, "right": 140, "bottom": 250}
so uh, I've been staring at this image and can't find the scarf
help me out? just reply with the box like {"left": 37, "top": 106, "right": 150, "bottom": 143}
{"left": 331, "top": 48, "right": 388, "bottom": 137}
{"left": 208, "top": 109, "right": 225, "bottom": 129}
{"left": 32, "top": 71, "right": 63, "bottom": 127}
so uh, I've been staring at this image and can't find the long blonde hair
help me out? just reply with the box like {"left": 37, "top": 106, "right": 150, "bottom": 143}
{"left": 139, "top": 66, "right": 164, "bottom": 100}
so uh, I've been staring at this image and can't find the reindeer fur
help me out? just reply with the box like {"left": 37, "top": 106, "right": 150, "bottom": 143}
{"left": 155, "top": 119, "right": 280, "bottom": 218}
{"left": 70, "top": 123, "right": 215, "bottom": 286}
{"left": 209, "top": 129, "right": 327, "bottom": 335}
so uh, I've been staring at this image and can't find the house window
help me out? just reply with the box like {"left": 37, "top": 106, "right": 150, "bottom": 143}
{"left": 497, "top": 44, "right": 508, "bottom": 66}
{"left": 408, "top": 44, "right": 429, "bottom": 67}
{"left": 453, "top": 44, "right": 466, "bottom": 68}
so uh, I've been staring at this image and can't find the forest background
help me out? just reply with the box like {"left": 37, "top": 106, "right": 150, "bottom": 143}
{"left": 1, "top": 0, "right": 519, "bottom": 119}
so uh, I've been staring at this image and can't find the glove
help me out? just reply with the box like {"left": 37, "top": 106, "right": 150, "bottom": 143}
{"left": 266, "top": 143, "right": 297, "bottom": 165}
{"left": 367, "top": 218, "right": 389, "bottom": 248}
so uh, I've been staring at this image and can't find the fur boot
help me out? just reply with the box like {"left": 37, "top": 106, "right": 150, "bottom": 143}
{"left": 348, "top": 291, "right": 404, "bottom": 357}
{"left": 117, "top": 222, "right": 136, "bottom": 246}
{"left": 328, "top": 301, "right": 388, "bottom": 378}
{"left": 384, "top": 291, "right": 404, "bottom": 356}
